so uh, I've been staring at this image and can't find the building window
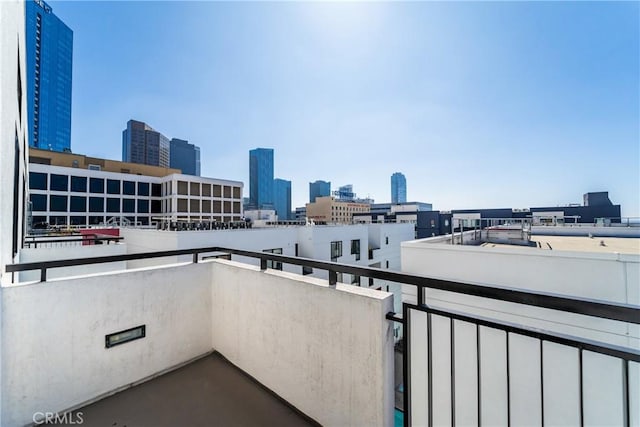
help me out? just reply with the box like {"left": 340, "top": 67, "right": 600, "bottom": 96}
{"left": 89, "top": 178, "right": 104, "bottom": 193}
{"left": 70, "top": 216, "right": 86, "bottom": 226}
{"left": 151, "top": 200, "right": 161, "bottom": 214}
{"left": 106, "top": 179, "right": 120, "bottom": 194}
{"left": 178, "top": 199, "right": 188, "bottom": 213}
{"left": 386, "top": 260, "right": 390, "bottom": 268}
{"left": 138, "top": 182, "right": 149, "bottom": 196}
{"left": 190, "top": 182, "right": 200, "bottom": 196}
{"left": 30, "top": 194, "right": 47, "bottom": 211}
{"left": 138, "top": 199, "right": 149, "bottom": 213}
{"left": 263, "top": 248, "right": 283, "bottom": 270}
{"left": 106, "top": 198, "right": 120, "bottom": 213}
{"left": 89, "top": 197, "right": 104, "bottom": 212}
{"left": 385, "top": 236, "right": 389, "bottom": 245}
{"left": 202, "top": 200, "right": 211, "bottom": 213}
{"left": 89, "top": 215, "right": 104, "bottom": 225}
{"left": 177, "top": 181, "right": 188, "bottom": 195}
{"left": 302, "top": 266, "right": 313, "bottom": 275}
{"left": 70, "top": 176, "right": 87, "bottom": 192}
{"left": 29, "top": 172, "right": 47, "bottom": 190}
{"left": 223, "top": 186, "right": 232, "bottom": 198}
{"left": 351, "top": 239, "right": 361, "bottom": 261}
{"left": 202, "top": 184, "right": 211, "bottom": 197}
{"left": 123, "top": 180, "right": 135, "bottom": 195}
{"left": 213, "top": 185, "right": 222, "bottom": 197}
{"left": 233, "top": 201, "right": 241, "bottom": 214}
{"left": 351, "top": 275, "right": 361, "bottom": 286}
{"left": 233, "top": 187, "right": 241, "bottom": 199}
{"left": 70, "top": 196, "right": 86, "bottom": 212}
{"left": 88, "top": 164, "right": 101, "bottom": 171}
{"left": 151, "top": 183, "right": 161, "bottom": 197}
{"left": 49, "top": 195, "right": 67, "bottom": 212}
{"left": 330, "top": 241, "right": 342, "bottom": 261}
{"left": 190, "top": 199, "right": 200, "bottom": 213}
{"left": 50, "top": 174, "right": 68, "bottom": 191}
{"left": 122, "top": 199, "right": 135, "bottom": 213}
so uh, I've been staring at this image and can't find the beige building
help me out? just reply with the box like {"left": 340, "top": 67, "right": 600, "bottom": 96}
{"left": 306, "top": 196, "right": 370, "bottom": 224}
{"left": 29, "top": 148, "right": 181, "bottom": 177}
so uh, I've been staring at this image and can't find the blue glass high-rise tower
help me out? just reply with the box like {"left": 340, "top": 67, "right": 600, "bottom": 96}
{"left": 309, "top": 180, "right": 330, "bottom": 203}
{"left": 26, "top": 0, "right": 73, "bottom": 152}
{"left": 170, "top": 138, "right": 201, "bottom": 176}
{"left": 273, "top": 179, "right": 291, "bottom": 220}
{"left": 249, "top": 148, "right": 274, "bottom": 209}
{"left": 391, "top": 172, "right": 407, "bottom": 204}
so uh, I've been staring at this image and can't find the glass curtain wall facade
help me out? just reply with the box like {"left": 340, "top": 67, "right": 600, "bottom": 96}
{"left": 273, "top": 178, "right": 291, "bottom": 220}
{"left": 170, "top": 138, "right": 200, "bottom": 176}
{"left": 249, "top": 148, "right": 274, "bottom": 209}
{"left": 391, "top": 172, "right": 407, "bottom": 204}
{"left": 309, "top": 180, "right": 330, "bottom": 203}
{"left": 26, "top": 0, "right": 73, "bottom": 152}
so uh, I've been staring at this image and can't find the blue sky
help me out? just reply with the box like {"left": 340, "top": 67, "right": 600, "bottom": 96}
{"left": 52, "top": 1, "right": 639, "bottom": 216}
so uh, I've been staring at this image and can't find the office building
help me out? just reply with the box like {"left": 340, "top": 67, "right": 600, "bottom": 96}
{"left": 122, "top": 119, "right": 170, "bottom": 168}
{"left": 28, "top": 148, "right": 242, "bottom": 227}
{"left": 309, "top": 180, "right": 330, "bottom": 203}
{"left": 273, "top": 178, "right": 291, "bottom": 220}
{"left": 170, "top": 138, "right": 200, "bottom": 176}
{"left": 391, "top": 172, "right": 407, "bottom": 204}
{"left": 249, "top": 148, "right": 274, "bottom": 209}
{"left": 26, "top": 0, "right": 73, "bottom": 152}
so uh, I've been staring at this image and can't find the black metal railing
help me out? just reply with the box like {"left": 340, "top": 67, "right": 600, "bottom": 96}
{"left": 5, "top": 245, "right": 640, "bottom": 426}
{"left": 24, "top": 233, "right": 123, "bottom": 248}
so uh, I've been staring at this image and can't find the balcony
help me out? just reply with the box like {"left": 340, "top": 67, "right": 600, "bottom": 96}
{"left": 3, "top": 247, "right": 639, "bottom": 426}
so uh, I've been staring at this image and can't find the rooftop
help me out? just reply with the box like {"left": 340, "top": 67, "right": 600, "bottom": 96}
{"left": 481, "top": 235, "right": 640, "bottom": 255}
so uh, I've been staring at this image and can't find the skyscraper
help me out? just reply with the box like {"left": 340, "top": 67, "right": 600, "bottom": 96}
{"left": 26, "top": 0, "right": 73, "bottom": 152}
{"left": 122, "top": 120, "right": 170, "bottom": 168}
{"left": 309, "top": 180, "right": 331, "bottom": 203}
{"left": 391, "top": 172, "right": 407, "bottom": 204}
{"left": 274, "top": 179, "right": 292, "bottom": 220}
{"left": 170, "top": 138, "right": 200, "bottom": 176}
{"left": 249, "top": 148, "right": 274, "bottom": 209}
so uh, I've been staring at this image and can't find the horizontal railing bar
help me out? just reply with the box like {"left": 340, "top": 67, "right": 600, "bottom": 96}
{"left": 25, "top": 236, "right": 123, "bottom": 244}
{"left": 406, "top": 303, "right": 640, "bottom": 362}
{"left": 386, "top": 312, "right": 403, "bottom": 323}
{"left": 5, "top": 246, "right": 640, "bottom": 325}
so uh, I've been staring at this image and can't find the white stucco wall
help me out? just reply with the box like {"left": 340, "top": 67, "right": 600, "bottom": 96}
{"left": 18, "top": 243, "right": 128, "bottom": 281}
{"left": 2, "top": 263, "right": 213, "bottom": 426}
{"left": 401, "top": 240, "right": 640, "bottom": 347}
{"left": 211, "top": 260, "right": 395, "bottom": 427}
{"left": 2, "top": 259, "right": 395, "bottom": 426}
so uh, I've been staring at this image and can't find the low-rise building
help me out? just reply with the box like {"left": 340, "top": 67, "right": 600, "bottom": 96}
{"left": 306, "top": 196, "right": 370, "bottom": 224}
{"left": 28, "top": 148, "right": 243, "bottom": 228}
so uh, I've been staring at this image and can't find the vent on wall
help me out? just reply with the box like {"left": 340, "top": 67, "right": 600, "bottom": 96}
{"left": 105, "top": 325, "right": 146, "bottom": 348}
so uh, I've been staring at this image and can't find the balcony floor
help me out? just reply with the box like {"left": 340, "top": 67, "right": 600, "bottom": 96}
{"left": 58, "top": 352, "right": 318, "bottom": 427}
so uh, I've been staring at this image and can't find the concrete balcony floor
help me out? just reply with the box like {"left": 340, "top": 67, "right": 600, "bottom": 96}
{"left": 57, "top": 352, "right": 318, "bottom": 427}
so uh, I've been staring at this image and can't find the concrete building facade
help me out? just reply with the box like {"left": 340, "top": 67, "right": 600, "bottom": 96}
{"left": 306, "top": 196, "right": 370, "bottom": 224}
{"left": 122, "top": 119, "right": 170, "bottom": 168}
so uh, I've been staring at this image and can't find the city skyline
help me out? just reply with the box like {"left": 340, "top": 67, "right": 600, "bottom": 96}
{"left": 51, "top": 1, "right": 639, "bottom": 215}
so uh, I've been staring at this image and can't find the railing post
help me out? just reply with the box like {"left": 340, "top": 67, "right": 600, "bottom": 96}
{"left": 329, "top": 270, "right": 337, "bottom": 287}
{"left": 260, "top": 258, "right": 268, "bottom": 271}
{"left": 417, "top": 285, "right": 424, "bottom": 305}
{"left": 40, "top": 268, "right": 47, "bottom": 283}
{"left": 193, "top": 252, "right": 198, "bottom": 264}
